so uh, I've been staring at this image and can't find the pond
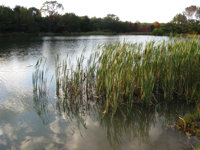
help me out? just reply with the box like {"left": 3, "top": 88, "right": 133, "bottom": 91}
{"left": 0, "top": 35, "right": 199, "bottom": 150}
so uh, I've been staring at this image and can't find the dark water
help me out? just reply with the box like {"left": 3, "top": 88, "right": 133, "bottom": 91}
{"left": 0, "top": 35, "right": 199, "bottom": 150}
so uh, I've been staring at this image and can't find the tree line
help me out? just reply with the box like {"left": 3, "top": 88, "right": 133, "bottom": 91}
{"left": 0, "top": 2, "right": 199, "bottom": 35}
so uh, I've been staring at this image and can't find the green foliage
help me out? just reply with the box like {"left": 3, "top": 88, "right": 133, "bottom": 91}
{"left": 40, "top": 1, "right": 64, "bottom": 32}
{"left": 0, "top": 4, "right": 200, "bottom": 35}
{"left": 80, "top": 16, "right": 91, "bottom": 32}
{"left": 150, "top": 24, "right": 156, "bottom": 32}
{"left": 102, "top": 14, "right": 120, "bottom": 32}
{"left": 177, "top": 104, "right": 200, "bottom": 137}
{"left": 152, "top": 28, "right": 165, "bottom": 35}
{"left": 171, "top": 13, "right": 187, "bottom": 24}
{"left": 50, "top": 36, "right": 200, "bottom": 116}
{"left": 0, "top": 5, "right": 14, "bottom": 33}
{"left": 58, "top": 13, "right": 81, "bottom": 32}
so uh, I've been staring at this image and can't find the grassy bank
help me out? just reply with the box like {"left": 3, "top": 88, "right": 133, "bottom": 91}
{"left": 176, "top": 104, "right": 200, "bottom": 137}
{"left": 33, "top": 35, "right": 200, "bottom": 116}
{"left": 119, "top": 32, "right": 153, "bottom": 35}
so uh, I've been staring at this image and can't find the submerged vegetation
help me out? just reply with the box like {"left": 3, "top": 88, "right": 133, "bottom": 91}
{"left": 33, "top": 36, "right": 200, "bottom": 116}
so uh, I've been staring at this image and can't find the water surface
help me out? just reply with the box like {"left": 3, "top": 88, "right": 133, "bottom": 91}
{"left": 0, "top": 35, "right": 199, "bottom": 150}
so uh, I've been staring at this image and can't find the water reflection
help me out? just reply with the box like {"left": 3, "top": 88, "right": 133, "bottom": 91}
{"left": 33, "top": 93, "right": 49, "bottom": 125}
{"left": 2, "top": 35, "right": 200, "bottom": 150}
{"left": 32, "top": 89, "right": 199, "bottom": 150}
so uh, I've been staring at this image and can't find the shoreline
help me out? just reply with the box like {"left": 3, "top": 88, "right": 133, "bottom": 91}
{"left": 1, "top": 32, "right": 199, "bottom": 38}
{"left": 0, "top": 31, "right": 166, "bottom": 37}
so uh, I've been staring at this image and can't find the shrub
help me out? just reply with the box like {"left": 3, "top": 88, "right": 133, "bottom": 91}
{"left": 152, "top": 28, "right": 165, "bottom": 36}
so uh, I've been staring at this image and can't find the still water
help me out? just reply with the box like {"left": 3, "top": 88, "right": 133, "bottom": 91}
{"left": 0, "top": 35, "right": 199, "bottom": 150}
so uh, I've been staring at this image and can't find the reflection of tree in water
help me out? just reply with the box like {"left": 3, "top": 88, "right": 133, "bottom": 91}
{"left": 33, "top": 79, "right": 195, "bottom": 150}
{"left": 32, "top": 57, "right": 52, "bottom": 125}
{"left": 56, "top": 95, "right": 100, "bottom": 136}
{"left": 99, "top": 106, "right": 156, "bottom": 150}
{"left": 33, "top": 92, "right": 50, "bottom": 125}
{"left": 155, "top": 99, "right": 195, "bottom": 125}
{"left": 54, "top": 96, "right": 194, "bottom": 150}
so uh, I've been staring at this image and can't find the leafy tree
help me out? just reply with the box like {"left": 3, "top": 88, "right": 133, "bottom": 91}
{"left": 50, "top": 14, "right": 62, "bottom": 33}
{"left": 90, "top": 17, "right": 102, "bottom": 31}
{"left": 19, "top": 7, "right": 34, "bottom": 32}
{"left": 28, "top": 7, "right": 41, "bottom": 33}
{"left": 152, "top": 28, "right": 165, "bottom": 36}
{"left": 188, "top": 19, "right": 199, "bottom": 33}
{"left": 119, "top": 21, "right": 130, "bottom": 32}
{"left": 80, "top": 16, "right": 91, "bottom": 32}
{"left": 29, "top": 7, "right": 41, "bottom": 17}
{"left": 153, "top": 21, "right": 160, "bottom": 28}
{"left": 13, "top": 5, "right": 35, "bottom": 32}
{"left": 0, "top": 5, "right": 14, "bottom": 33}
{"left": 132, "top": 23, "right": 139, "bottom": 32}
{"left": 13, "top": 5, "right": 22, "bottom": 32}
{"left": 139, "top": 26, "right": 145, "bottom": 32}
{"left": 102, "top": 14, "right": 120, "bottom": 32}
{"left": 196, "top": 7, "right": 200, "bottom": 20}
{"left": 58, "top": 13, "right": 81, "bottom": 32}
{"left": 40, "top": 1, "right": 64, "bottom": 32}
{"left": 40, "top": 1, "right": 64, "bottom": 16}
{"left": 39, "top": 16, "right": 49, "bottom": 32}
{"left": 183, "top": 5, "right": 197, "bottom": 19}
{"left": 150, "top": 24, "right": 156, "bottom": 32}
{"left": 145, "top": 25, "right": 151, "bottom": 32}
{"left": 171, "top": 13, "right": 187, "bottom": 24}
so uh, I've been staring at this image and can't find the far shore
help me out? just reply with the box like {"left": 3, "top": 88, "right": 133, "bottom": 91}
{"left": 0, "top": 31, "right": 164, "bottom": 37}
{"left": 0, "top": 31, "right": 199, "bottom": 38}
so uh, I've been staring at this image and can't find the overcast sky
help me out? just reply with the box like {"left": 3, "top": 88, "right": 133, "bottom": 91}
{"left": 1, "top": 0, "right": 200, "bottom": 23}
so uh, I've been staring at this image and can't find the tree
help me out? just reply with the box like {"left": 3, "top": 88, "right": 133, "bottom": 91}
{"left": 58, "top": 13, "right": 81, "bottom": 32}
{"left": 80, "top": 16, "right": 91, "bottom": 32}
{"left": 40, "top": 1, "right": 64, "bottom": 32}
{"left": 153, "top": 21, "right": 160, "bottom": 28}
{"left": 132, "top": 23, "right": 139, "bottom": 32}
{"left": 195, "top": 7, "right": 200, "bottom": 20}
{"left": 171, "top": 13, "right": 187, "bottom": 24}
{"left": 145, "top": 25, "right": 151, "bottom": 32}
{"left": 152, "top": 28, "right": 165, "bottom": 36}
{"left": 0, "top": 5, "right": 14, "bottom": 33}
{"left": 183, "top": 5, "right": 197, "bottom": 19}
{"left": 29, "top": 7, "right": 41, "bottom": 17}
{"left": 90, "top": 17, "right": 102, "bottom": 31}
{"left": 102, "top": 14, "right": 120, "bottom": 32}
{"left": 150, "top": 24, "right": 156, "bottom": 32}
{"left": 183, "top": 5, "right": 200, "bottom": 20}
{"left": 40, "top": 1, "right": 64, "bottom": 17}
{"left": 119, "top": 21, "right": 130, "bottom": 32}
{"left": 28, "top": 7, "right": 41, "bottom": 33}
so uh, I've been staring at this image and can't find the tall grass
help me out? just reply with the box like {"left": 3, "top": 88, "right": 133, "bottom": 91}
{"left": 34, "top": 35, "right": 200, "bottom": 115}
{"left": 32, "top": 57, "right": 48, "bottom": 94}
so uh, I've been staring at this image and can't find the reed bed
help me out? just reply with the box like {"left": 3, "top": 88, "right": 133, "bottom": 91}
{"left": 34, "top": 36, "right": 200, "bottom": 115}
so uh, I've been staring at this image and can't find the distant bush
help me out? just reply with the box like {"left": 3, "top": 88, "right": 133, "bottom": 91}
{"left": 152, "top": 28, "right": 165, "bottom": 36}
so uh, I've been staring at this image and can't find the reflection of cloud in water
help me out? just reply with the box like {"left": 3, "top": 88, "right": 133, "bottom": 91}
{"left": 1, "top": 104, "right": 200, "bottom": 150}
{"left": 0, "top": 139, "right": 7, "bottom": 146}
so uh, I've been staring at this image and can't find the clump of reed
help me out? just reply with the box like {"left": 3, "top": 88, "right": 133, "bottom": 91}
{"left": 41, "top": 36, "right": 200, "bottom": 115}
{"left": 32, "top": 57, "right": 49, "bottom": 95}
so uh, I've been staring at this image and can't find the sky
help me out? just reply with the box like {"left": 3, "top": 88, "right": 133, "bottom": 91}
{"left": 1, "top": 0, "right": 200, "bottom": 23}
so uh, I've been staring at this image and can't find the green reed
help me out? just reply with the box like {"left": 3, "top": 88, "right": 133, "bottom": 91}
{"left": 32, "top": 57, "right": 49, "bottom": 95}
{"left": 40, "top": 35, "right": 200, "bottom": 115}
